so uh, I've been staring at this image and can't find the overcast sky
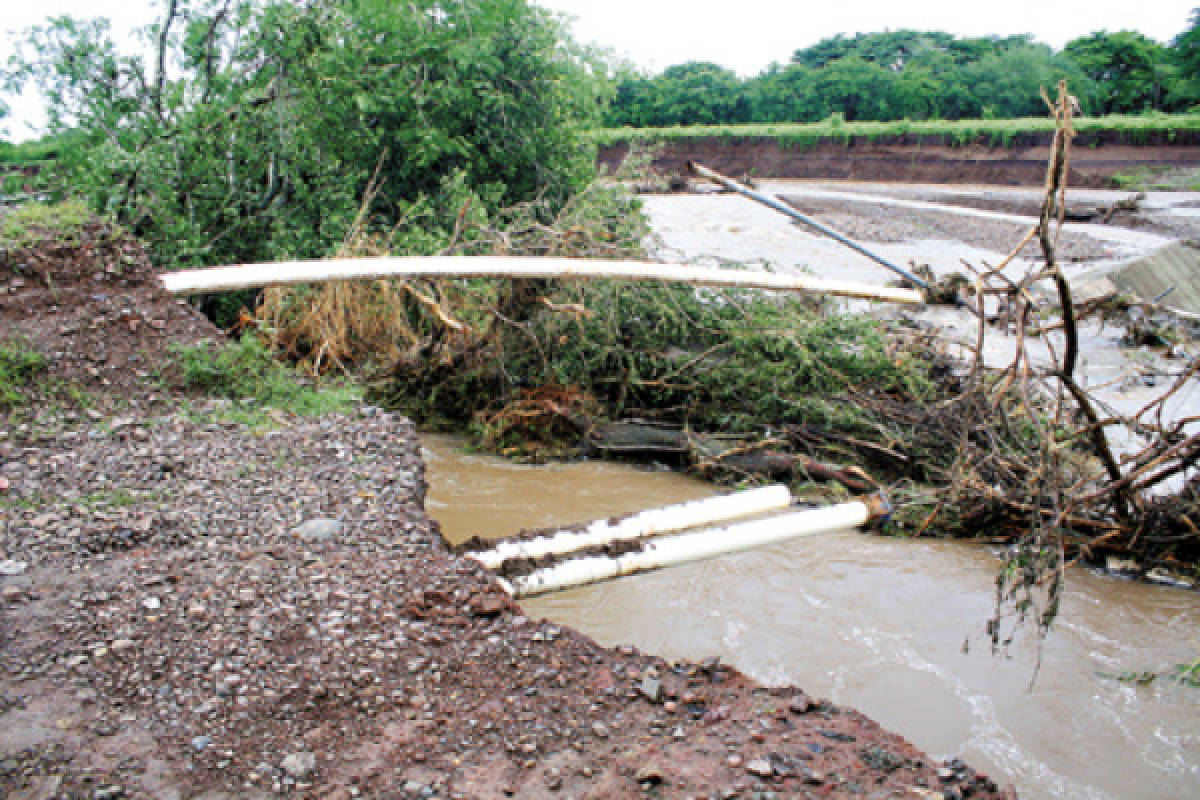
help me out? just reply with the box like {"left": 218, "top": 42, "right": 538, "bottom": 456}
{"left": 3, "top": 0, "right": 1196, "bottom": 139}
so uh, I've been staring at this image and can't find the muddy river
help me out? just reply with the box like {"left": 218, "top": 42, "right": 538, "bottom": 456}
{"left": 423, "top": 435, "right": 1200, "bottom": 800}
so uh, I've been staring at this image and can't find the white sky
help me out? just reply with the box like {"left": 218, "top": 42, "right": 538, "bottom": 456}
{"left": 2, "top": 0, "right": 1196, "bottom": 140}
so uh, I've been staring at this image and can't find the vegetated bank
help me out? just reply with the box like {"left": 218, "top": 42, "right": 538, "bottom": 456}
{"left": 595, "top": 114, "right": 1200, "bottom": 186}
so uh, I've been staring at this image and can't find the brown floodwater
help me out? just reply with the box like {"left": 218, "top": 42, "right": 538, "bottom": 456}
{"left": 423, "top": 434, "right": 1200, "bottom": 800}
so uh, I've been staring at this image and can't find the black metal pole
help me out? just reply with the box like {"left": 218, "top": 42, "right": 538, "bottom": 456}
{"left": 687, "top": 161, "right": 931, "bottom": 291}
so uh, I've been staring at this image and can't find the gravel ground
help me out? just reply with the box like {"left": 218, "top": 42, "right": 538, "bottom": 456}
{"left": 785, "top": 184, "right": 1200, "bottom": 245}
{"left": 1, "top": 227, "right": 1012, "bottom": 799}
{"left": 779, "top": 196, "right": 1115, "bottom": 264}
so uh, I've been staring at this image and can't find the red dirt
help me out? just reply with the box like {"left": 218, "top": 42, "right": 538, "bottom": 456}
{"left": 1, "top": 221, "right": 222, "bottom": 411}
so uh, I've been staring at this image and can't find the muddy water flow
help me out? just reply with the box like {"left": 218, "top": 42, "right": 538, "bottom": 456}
{"left": 424, "top": 435, "right": 1200, "bottom": 800}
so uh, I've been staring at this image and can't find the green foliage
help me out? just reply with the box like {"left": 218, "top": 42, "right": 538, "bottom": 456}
{"left": 0, "top": 131, "right": 83, "bottom": 164}
{"left": 1170, "top": 9, "right": 1200, "bottom": 108}
{"left": 0, "top": 132, "right": 77, "bottom": 201}
{"left": 1063, "top": 31, "right": 1173, "bottom": 114}
{"left": 607, "top": 61, "right": 747, "bottom": 127}
{"left": 603, "top": 23, "right": 1200, "bottom": 127}
{"left": 382, "top": 277, "right": 934, "bottom": 439}
{"left": 8, "top": 0, "right": 609, "bottom": 268}
{"left": 173, "top": 334, "right": 360, "bottom": 416}
{"left": 0, "top": 338, "right": 47, "bottom": 409}
{"left": 0, "top": 199, "right": 93, "bottom": 248}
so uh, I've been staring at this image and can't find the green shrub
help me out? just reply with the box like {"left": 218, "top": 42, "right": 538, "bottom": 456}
{"left": 0, "top": 199, "right": 94, "bottom": 249}
{"left": 173, "top": 334, "right": 359, "bottom": 416}
{"left": 0, "top": 339, "right": 47, "bottom": 408}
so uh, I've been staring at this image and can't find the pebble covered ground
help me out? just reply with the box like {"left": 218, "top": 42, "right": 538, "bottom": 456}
{"left": 1, "top": 227, "right": 1013, "bottom": 799}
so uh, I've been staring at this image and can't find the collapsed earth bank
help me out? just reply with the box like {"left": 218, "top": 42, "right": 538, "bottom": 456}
{"left": 0, "top": 227, "right": 1012, "bottom": 796}
{"left": 598, "top": 130, "right": 1200, "bottom": 187}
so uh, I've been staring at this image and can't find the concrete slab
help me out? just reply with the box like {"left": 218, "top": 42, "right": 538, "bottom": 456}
{"left": 1102, "top": 242, "right": 1200, "bottom": 314}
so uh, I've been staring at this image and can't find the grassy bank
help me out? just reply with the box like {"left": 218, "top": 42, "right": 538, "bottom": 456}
{"left": 592, "top": 112, "right": 1200, "bottom": 150}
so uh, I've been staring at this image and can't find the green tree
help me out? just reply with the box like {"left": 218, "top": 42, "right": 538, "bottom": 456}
{"left": 1063, "top": 31, "right": 1172, "bottom": 113}
{"left": 808, "top": 57, "right": 901, "bottom": 121}
{"left": 651, "top": 61, "right": 746, "bottom": 125}
{"left": 745, "top": 64, "right": 821, "bottom": 122}
{"left": 7, "top": 0, "right": 609, "bottom": 266}
{"left": 1169, "top": 8, "right": 1200, "bottom": 108}
{"left": 962, "top": 45, "right": 1095, "bottom": 118}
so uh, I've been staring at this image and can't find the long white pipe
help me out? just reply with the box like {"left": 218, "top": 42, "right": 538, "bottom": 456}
{"left": 500, "top": 500, "right": 872, "bottom": 598}
{"left": 159, "top": 256, "right": 925, "bottom": 304}
{"left": 468, "top": 485, "right": 792, "bottom": 570}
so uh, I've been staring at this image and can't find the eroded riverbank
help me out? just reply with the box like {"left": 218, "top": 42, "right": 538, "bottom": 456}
{"left": 425, "top": 435, "right": 1200, "bottom": 800}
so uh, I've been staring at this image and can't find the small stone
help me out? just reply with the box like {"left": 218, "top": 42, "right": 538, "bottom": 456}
{"left": 188, "top": 603, "right": 208, "bottom": 619}
{"left": 142, "top": 596, "right": 161, "bottom": 611}
{"left": 938, "top": 767, "right": 957, "bottom": 781}
{"left": 591, "top": 721, "right": 609, "bottom": 739}
{"left": 281, "top": 751, "right": 316, "bottom": 779}
{"left": 469, "top": 593, "right": 507, "bottom": 617}
{"left": 111, "top": 639, "right": 136, "bottom": 653}
{"left": 2, "top": 586, "right": 25, "bottom": 603}
{"left": 639, "top": 676, "right": 663, "bottom": 703}
{"left": 745, "top": 759, "right": 773, "bottom": 779}
{"left": 0, "top": 559, "right": 27, "bottom": 576}
{"left": 788, "top": 693, "right": 814, "bottom": 714}
{"left": 93, "top": 786, "right": 124, "bottom": 800}
{"left": 191, "top": 736, "right": 211, "bottom": 751}
{"left": 292, "top": 519, "right": 343, "bottom": 542}
{"left": 636, "top": 763, "right": 664, "bottom": 785}
{"left": 725, "top": 754, "right": 743, "bottom": 769}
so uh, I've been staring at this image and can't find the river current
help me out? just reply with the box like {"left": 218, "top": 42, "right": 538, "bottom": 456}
{"left": 424, "top": 435, "right": 1199, "bottom": 800}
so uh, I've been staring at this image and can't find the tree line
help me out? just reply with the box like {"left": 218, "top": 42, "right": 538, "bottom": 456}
{"left": 605, "top": 19, "right": 1200, "bottom": 127}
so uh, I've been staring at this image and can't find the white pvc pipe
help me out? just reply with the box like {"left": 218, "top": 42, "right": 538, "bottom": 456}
{"left": 468, "top": 485, "right": 792, "bottom": 569}
{"left": 504, "top": 501, "right": 871, "bottom": 598}
{"left": 159, "top": 256, "right": 925, "bottom": 304}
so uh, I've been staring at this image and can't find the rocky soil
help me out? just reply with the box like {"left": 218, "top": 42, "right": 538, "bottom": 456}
{"left": 1, "top": 220, "right": 221, "bottom": 411}
{"left": 1, "top": 230, "right": 1013, "bottom": 798}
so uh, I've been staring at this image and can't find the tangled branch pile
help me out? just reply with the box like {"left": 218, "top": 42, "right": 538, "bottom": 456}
{"left": 910, "top": 84, "right": 1200, "bottom": 640}
{"left": 256, "top": 89, "right": 1198, "bottom": 639}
